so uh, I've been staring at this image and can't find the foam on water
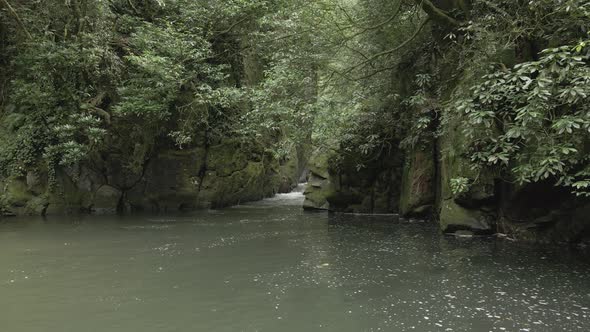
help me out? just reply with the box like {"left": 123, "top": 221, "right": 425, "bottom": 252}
{"left": 246, "top": 182, "right": 307, "bottom": 206}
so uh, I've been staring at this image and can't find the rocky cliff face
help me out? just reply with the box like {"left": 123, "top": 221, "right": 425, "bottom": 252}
{"left": 301, "top": 11, "right": 590, "bottom": 245}
{"left": 303, "top": 145, "right": 403, "bottom": 214}
{"left": 0, "top": 139, "right": 303, "bottom": 216}
{"left": 302, "top": 134, "right": 590, "bottom": 244}
{"left": 436, "top": 135, "right": 590, "bottom": 243}
{"left": 0, "top": 28, "right": 309, "bottom": 217}
{"left": 436, "top": 115, "right": 590, "bottom": 243}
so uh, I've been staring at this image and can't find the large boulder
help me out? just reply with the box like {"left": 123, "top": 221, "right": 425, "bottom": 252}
{"left": 436, "top": 110, "right": 498, "bottom": 233}
{"left": 303, "top": 173, "right": 335, "bottom": 211}
{"left": 125, "top": 147, "right": 206, "bottom": 212}
{"left": 302, "top": 145, "right": 403, "bottom": 213}
{"left": 303, "top": 150, "right": 334, "bottom": 211}
{"left": 198, "top": 161, "right": 267, "bottom": 208}
{"left": 439, "top": 199, "right": 493, "bottom": 234}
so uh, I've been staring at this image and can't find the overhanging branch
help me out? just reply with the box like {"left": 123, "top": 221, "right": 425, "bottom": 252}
{"left": 340, "top": 18, "right": 431, "bottom": 77}
{"left": 415, "top": 0, "right": 459, "bottom": 27}
{"left": 1, "top": 0, "right": 32, "bottom": 39}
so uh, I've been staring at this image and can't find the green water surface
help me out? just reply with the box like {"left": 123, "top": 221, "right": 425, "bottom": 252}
{"left": 0, "top": 192, "right": 589, "bottom": 331}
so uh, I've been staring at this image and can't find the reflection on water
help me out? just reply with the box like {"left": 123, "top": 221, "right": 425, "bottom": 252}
{"left": 0, "top": 190, "right": 589, "bottom": 332}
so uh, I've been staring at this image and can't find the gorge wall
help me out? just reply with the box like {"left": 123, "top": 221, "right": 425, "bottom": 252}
{"left": 0, "top": 1, "right": 310, "bottom": 217}
{"left": 0, "top": 140, "right": 303, "bottom": 216}
{"left": 303, "top": 126, "right": 590, "bottom": 244}
{"left": 302, "top": 1, "right": 590, "bottom": 245}
{"left": 1, "top": 0, "right": 589, "bottom": 246}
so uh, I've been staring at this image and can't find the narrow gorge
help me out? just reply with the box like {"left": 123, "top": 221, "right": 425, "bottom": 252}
{"left": 2, "top": 0, "right": 588, "bottom": 244}
{"left": 1, "top": 1, "right": 590, "bottom": 330}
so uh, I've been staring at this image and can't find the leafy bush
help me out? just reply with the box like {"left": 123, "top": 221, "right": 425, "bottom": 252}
{"left": 456, "top": 40, "right": 590, "bottom": 196}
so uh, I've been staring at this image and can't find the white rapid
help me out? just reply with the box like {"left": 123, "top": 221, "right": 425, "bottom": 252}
{"left": 247, "top": 183, "right": 307, "bottom": 207}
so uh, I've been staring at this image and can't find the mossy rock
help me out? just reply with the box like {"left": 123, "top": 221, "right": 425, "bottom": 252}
{"left": 199, "top": 161, "right": 266, "bottom": 208}
{"left": 25, "top": 171, "right": 47, "bottom": 195}
{"left": 207, "top": 142, "right": 249, "bottom": 177}
{"left": 277, "top": 151, "right": 300, "bottom": 193}
{"left": 437, "top": 111, "right": 498, "bottom": 228}
{"left": 4, "top": 179, "right": 33, "bottom": 207}
{"left": 307, "top": 150, "right": 332, "bottom": 179}
{"left": 44, "top": 169, "right": 95, "bottom": 215}
{"left": 400, "top": 148, "right": 435, "bottom": 217}
{"left": 439, "top": 199, "right": 493, "bottom": 234}
{"left": 25, "top": 196, "right": 49, "bottom": 215}
{"left": 302, "top": 175, "right": 335, "bottom": 211}
{"left": 1, "top": 178, "right": 40, "bottom": 215}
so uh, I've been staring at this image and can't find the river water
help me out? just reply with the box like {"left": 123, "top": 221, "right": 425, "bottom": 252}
{"left": 1, "top": 187, "right": 589, "bottom": 332}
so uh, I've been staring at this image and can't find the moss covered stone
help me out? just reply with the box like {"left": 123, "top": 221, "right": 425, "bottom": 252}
{"left": 439, "top": 199, "right": 492, "bottom": 234}
{"left": 207, "top": 142, "right": 249, "bottom": 177}
{"left": 4, "top": 179, "right": 33, "bottom": 207}
{"left": 200, "top": 161, "right": 266, "bottom": 208}
{"left": 277, "top": 152, "right": 300, "bottom": 193}
{"left": 303, "top": 150, "right": 335, "bottom": 211}
{"left": 303, "top": 179, "right": 334, "bottom": 210}
{"left": 400, "top": 147, "right": 435, "bottom": 217}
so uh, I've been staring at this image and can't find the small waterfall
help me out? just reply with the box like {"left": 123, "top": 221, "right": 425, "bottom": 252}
{"left": 248, "top": 183, "right": 307, "bottom": 206}
{"left": 292, "top": 182, "right": 307, "bottom": 193}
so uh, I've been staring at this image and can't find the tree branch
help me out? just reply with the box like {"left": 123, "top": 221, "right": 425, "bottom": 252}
{"left": 348, "top": 1, "right": 403, "bottom": 40}
{"left": 84, "top": 92, "right": 111, "bottom": 125}
{"left": 340, "top": 18, "right": 431, "bottom": 77}
{"left": 213, "top": 15, "right": 253, "bottom": 36}
{"left": 0, "top": 0, "right": 32, "bottom": 39}
{"left": 415, "top": 0, "right": 459, "bottom": 27}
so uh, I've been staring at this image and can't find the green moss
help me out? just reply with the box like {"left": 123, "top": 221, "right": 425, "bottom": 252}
{"left": 25, "top": 196, "right": 49, "bottom": 215}
{"left": 4, "top": 179, "right": 33, "bottom": 207}
{"left": 277, "top": 150, "right": 300, "bottom": 192}
{"left": 200, "top": 161, "right": 266, "bottom": 208}
{"left": 400, "top": 148, "right": 435, "bottom": 216}
{"left": 307, "top": 150, "right": 332, "bottom": 179}
{"left": 302, "top": 178, "right": 336, "bottom": 210}
{"left": 45, "top": 170, "right": 93, "bottom": 215}
{"left": 439, "top": 199, "right": 491, "bottom": 233}
{"left": 207, "top": 142, "right": 249, "bottom": 177}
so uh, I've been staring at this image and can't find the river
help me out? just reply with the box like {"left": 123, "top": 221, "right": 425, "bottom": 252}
{"left": 0, "top": 186, "right": 589, "bottom": 331}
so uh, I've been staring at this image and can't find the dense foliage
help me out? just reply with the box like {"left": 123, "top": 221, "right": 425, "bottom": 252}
{"left": 457, "top": 41, "right": 590, "bottom": 196}
{"left": 0, "top": 0, "right": 315, "bottom": 180}
{"left": 448, "top": 1, "right": 590, "bottom": 196}
{"left": 1, "top": 0, "right": 589, "bottom": 200}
